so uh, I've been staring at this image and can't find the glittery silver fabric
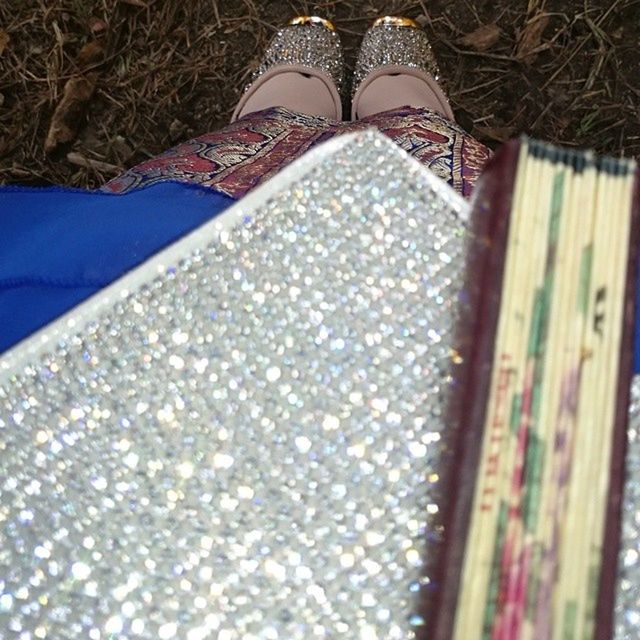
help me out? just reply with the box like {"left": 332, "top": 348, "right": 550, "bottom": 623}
{"left": 0, "top": 132, "right": 468, "bottom": 639}
{"left": 615, "top": 375, "right": 640, "bottom": 639}
{"left": 352, "top": 24, "right": 441, "bottom": 99}
{"left": 246, "top": 24, "right": 344, "bottom": 97}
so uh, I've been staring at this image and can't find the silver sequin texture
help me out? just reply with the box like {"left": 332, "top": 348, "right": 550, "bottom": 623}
{"left": 246, "top": 24, "right": 344, "bottom": 97}
{"left": 615, "top": 375, "right": 640, "bottom": 639}
{"left": 0, "top": 132, "right": 467, "bottom": 639}
{"left": 352, "top": 24, "right": 441, "bottom": 99}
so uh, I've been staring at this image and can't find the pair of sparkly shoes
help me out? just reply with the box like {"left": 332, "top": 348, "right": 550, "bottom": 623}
{"left": 232, "top": 16, "right": 454, "bottom": 123}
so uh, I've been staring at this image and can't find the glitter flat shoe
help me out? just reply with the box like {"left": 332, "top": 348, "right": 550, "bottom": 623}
{"left": 232, "top": 16, "right": 345, "bottom": 122}
{"left": 351, "top": 16, "right": 454, "bottom": 121}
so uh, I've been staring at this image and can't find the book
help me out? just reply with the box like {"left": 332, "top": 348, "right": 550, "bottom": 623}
{"left": 426, "top": 138, "right": 639, "bottom": 640}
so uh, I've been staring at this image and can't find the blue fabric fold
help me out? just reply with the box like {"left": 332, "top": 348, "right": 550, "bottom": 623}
{"left": 0, "top": 182, "right": 234, "bottom": 353}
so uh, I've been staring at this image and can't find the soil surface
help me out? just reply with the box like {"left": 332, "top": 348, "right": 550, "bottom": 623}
{"left": 1, "top": 0, "right": 639, "bottom": 188}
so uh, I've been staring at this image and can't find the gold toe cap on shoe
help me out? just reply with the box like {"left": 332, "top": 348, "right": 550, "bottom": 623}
{"left": 288, "top": 16, "right": 336, "bottom": 32}
{"left": 373, "top": 16, "right": 421, "bottom": 29}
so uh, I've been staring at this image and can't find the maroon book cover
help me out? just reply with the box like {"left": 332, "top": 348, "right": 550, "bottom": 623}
{"left": 594, "top": 165, "right": 640, "bottom": 639}
{"left": 418, "top": 140, "right": 640, "bottom": 640}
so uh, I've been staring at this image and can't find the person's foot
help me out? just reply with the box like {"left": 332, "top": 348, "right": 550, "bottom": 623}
{"left": 351, "top": 16, "right": 454, "bottom": 121}
{"left": 232, "top": 16, "right": 344, "bottom": 122}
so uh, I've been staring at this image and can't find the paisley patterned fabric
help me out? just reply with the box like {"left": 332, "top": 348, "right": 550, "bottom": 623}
{"left": 104, "top": 106, "right": 491, "bottom": 199}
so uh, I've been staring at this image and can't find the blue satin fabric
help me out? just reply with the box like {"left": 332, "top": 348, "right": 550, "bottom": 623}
{"left": 0, "top": 182, "right": 234, "bottom": 354}
{"left": 2, "top": 181, "right": 640, "bottom": 374}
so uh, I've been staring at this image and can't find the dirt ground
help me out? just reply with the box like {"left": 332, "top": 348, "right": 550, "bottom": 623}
{"left": 1, "top": 0, "right": 639, "bottom": 188}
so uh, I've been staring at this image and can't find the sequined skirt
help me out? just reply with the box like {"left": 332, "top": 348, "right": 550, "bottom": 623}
{"left": 104, "top": 106, "right": 491, "bottom": 200}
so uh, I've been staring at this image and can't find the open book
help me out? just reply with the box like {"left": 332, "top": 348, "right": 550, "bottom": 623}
{"left": 0, "top": 131, "right": 638, "bottom": 639}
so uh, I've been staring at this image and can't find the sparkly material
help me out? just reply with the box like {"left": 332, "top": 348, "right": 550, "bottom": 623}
{"left": 0, "top": 132, "right": 468, "bottom": 639}
{"left": 244, "top": 23, "right": 344, "bottom": 98}
{"left": 352, "top": 24, "right": 441, "bottom": 99}
{"left": 103, "top": 106, "right": 492, "bottom": 200}
{"left": 615, "top": 375, "right": 640, "bottom": 638}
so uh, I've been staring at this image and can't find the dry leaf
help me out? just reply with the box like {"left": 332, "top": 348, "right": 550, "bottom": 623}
{"left": 458, "top": 23, "right": 501, "bottom": 52}
{"left": 0, "top": 29, "right": 10, "bottom": 56}
{"left": 119, "top": 0, "right": 148, "bottom": 7}
{"left": 45, "top": 74, "right": 97, "bottom": 154}
{"left": 77, "top": 41, "right": 105, "bottom": 67}
{"left": 516, "top": 13, "right": 550, "bottom": 63}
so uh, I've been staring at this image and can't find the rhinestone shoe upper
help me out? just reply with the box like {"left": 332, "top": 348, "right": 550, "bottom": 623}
{"left": 352, "top": 17, "right": 441, "bottom": 99}
{"left": 245, "top": 18, "right": 345, "bottom": 97}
